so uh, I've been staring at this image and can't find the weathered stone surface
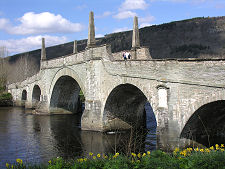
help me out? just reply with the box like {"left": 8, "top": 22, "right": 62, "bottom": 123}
{"left": 2, "top": 16, "right": 225, "bottom": 84}
{"left": 87, "top": 11, "right": 96, "bottom": 48}
{"left": 41, "top": 38, "right": 46, "bottom": 60}
{"left": 132, "top": 16, "right": 140, "bottom": 49}
{"left": 7, "top": 43, "right": 225, "bottom": 144}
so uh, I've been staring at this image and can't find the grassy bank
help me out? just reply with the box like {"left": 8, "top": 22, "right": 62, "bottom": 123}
{"left": 5, "top": 144, "right": 225, "bottom": 169}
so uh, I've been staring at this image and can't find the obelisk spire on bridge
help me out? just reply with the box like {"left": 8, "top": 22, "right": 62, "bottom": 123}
{"left": 41, "top": 37, "right": 46, "bottom": 60}
{"left": 73, "top": 40, "right": 78, "bottom": 53}
{"left": 132, "top": 16, "right": 140, "bottom": 49}
{"left": 87, "top": 11, "right": 96, "bottom": 48}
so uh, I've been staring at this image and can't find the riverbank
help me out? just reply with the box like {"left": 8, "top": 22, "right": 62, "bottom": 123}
{"left": 5, "top": 145, "right": 225, "bottom": 169}
{"left": 0, "top": 93, "right": 13, "bottom": 106}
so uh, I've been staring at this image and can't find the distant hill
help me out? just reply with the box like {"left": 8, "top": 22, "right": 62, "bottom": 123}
{"left": 1, "top": 16, "right": 225, "bottom": 83}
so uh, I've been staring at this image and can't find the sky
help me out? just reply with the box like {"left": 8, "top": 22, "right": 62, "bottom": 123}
{"left": 0, "top": 0, "right": 224, "bottom": 56}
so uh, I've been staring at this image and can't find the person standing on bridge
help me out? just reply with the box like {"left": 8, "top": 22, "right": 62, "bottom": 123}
{"left": 123, "top": 51, "right": 127, "bottom": 61}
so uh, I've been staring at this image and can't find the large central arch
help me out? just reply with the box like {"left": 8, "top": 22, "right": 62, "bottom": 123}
{"left": 103, "top": 83, "right": 157, "bottom": 132}
{"left": 50, "top": 75, "right": 85, "bottom": 116}
{"left": 181, "top": 100, "right": 225, "bottom": 147}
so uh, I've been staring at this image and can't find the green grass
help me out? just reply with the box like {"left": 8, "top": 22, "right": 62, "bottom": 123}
{"left": 5, "top": 145, "right": 225, "bottom": 169}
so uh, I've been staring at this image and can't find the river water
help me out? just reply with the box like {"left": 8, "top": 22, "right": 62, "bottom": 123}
{"left": 0, "top": 107, "right": 156, "bottom": 167}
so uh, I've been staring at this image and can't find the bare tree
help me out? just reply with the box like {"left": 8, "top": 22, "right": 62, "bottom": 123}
{"left": 0, "top": 46, "right": 9, "bottom": 58}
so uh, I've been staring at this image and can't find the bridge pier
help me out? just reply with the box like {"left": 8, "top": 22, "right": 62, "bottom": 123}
{"left": 81, "top": 100, "right": 103, "bottom": 131}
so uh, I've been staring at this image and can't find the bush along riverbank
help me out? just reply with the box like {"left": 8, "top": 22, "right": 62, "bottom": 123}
{"left": 5, "top": 144, "right": 225, "bottom": 169}
{"left": 0, "top": 75, "right": 13, "bottom": 106}
{"left": 0, "top": 92, "right": 13, "bottom": 106}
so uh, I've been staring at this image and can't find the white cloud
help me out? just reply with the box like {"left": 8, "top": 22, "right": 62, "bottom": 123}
{"left": 140, "top": 23, "right": 152, "bottom": 28}
{"left": 139, "top": 15, "right": 155, "bottom": 27}
{"left": 0, "top": 35, "right": 68, "bottom": 55}
{"left": 120, "top": 0, "right": 148, "bottom": 10}
{"left": 0, "top": 12, "right": 84, "bottom": 35}
{"left": 139, "top": 15, "right": 155, "bottom": 23}
{"left": 113, "top": 11, "right": 137, "bottom": 19}
{"left": 96, "top": 11, "right": 112, "bottom": 18}
{"left": 113, "top": 27, "right": 131, "bottom": 33}
{"left": 96, "top": 34, "right": 104, "bottom": 38}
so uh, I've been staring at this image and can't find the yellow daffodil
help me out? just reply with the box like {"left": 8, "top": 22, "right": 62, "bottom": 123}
{"left": 137, "top": 153, "right": 141, "bottom": 158}
{"left": 142, "top": 153, "right": 146, "bottom": 157}
{"left": 16, "top": 158, "right": 23, "bottom": 165}
{"left": 210, "top": 146, "right": 214, "bottom": 150}
{"left": 132, "top": 153, "right": 136, "bottom": 157}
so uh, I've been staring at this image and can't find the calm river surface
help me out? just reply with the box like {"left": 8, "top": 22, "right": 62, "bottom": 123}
{"left": 0, "top": 107, "right": 156, "bottom": 167}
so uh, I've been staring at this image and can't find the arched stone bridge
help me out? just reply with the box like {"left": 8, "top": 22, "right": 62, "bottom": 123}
{"left": 8, "top": 44, "right": 225, "bottom": 145}
{"left": 7, "top": 12, "right": 225, "bottom": 147}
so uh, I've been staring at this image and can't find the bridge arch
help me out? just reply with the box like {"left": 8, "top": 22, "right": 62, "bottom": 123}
{"left": 32, "top": 85, "right": 41, "bottom": 101}
{"left": 21, "top": 90, "right": 27, "bottom": 100}
{"left": 180, "top": 91, "right": 225, "bottom": 146}
{"left": 49, "top": 68, "right": 85, "bottom": 99}
{"left": 102, "top": 83, "right": 157, "bottom": 132}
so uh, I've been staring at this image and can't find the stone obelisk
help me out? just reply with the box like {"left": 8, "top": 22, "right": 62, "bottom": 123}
{"left": 132, "top": 16, "right": 140, "bottom": 49}
{"left": 41, "top": 38, "right": 46, "bottom": 60}
{"left": 73, "top": 40, "right": 78, "bottom": 53}
{"left": 87, "top": 11, "right": 96, "bottom": 48}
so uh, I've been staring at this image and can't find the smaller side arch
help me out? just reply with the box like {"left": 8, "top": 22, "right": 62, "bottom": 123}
{"left": 21, "top": 90, "right": 27, "bottom": 101}
{"left": 32, "top": 85, "right": 41, "bottom": 102}
{"left": 49, "top": 68, "right": 86, "bottom": 99}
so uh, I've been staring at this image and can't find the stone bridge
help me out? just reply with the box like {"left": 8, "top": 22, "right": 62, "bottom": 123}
{"left": 7, "top": 12, "right": 225, "bottom": 148}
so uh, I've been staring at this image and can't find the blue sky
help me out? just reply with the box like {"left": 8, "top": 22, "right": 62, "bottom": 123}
{"left": 0, "top": 0, "right": 224, "bottom": 55}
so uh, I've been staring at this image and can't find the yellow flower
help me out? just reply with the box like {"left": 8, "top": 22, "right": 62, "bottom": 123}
{"left": 174, "top": 148, "right": 179, "bottom": 152}
{"left": 221, "top": 149, "right": 224, "bottom": 152}
{"left": 11, "top": 165, "right": 13, "bottom": 169}
{"left": 115, "top": 152, "right": 119, "bottom": 156}
{"left": 93, "top": 156, "right": 96, "bottom": 160}
{"left": 142, "top": 153, "right": 146, "bottom": 157}
{"left": 210, "top": 146, "right": 214, "bottom": 150}
{"left": 216, "top": 144, "right": 219, "bottom": 150}
{"left": 147, "top": 151, "right": 151, "bottom": 155}
{"left": 137, "top": 153, "right": 141, "bottom": 158}
{"left": 132, "top": 153, "right": 136, "bottom": 157}
{"left": 97, "top": 154, "right": 101, "bottom": 158}
{"left": 6, "top": 163, "right": 9, "bottom": 168}
{"left": 84, "top": 158, "right": 87, "bottom": 162}
{"left": 16, "top": 158, "right": 23, "bottom": 165}
{"left": 200, "top": 149, "right": 204, "bottom": 152}
{"left": 103, "top": 154, "right": 108, "bottom": 159}
{"left": 89, "top": 152, "right": 93, "bottom": 156}
{"left": 194, "top": 148, "right": 199, "bottom": 152}
{"left": 221, "top": 144, "right": 224, "bottom": 148}
{"left": 205, "top": 148, "right": 210, "bottom": 153}
{"left": 48, "top": 160, "right": 51, "bottom": 164}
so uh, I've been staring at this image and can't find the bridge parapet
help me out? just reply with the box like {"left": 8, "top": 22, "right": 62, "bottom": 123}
{"left": 41, "top": 44, "right": 113, "bottom": 69}
{"left": 112, "top": 47, "right": 151, "bottom": 60}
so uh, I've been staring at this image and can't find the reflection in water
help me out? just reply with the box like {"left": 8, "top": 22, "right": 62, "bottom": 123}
{"left": 0, "top": 107, "right": 156, "bottom": 168}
